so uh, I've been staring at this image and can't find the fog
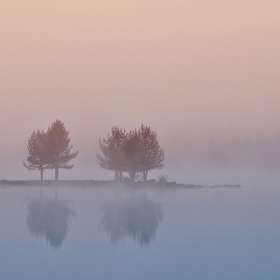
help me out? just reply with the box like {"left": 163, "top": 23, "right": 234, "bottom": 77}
{"left": 1, "top": 2, "right": 280, "bottom": 279}
{"left": 1, "top": 184, "right": 280, "bottom": 279}
{"left": 2, "top": 132, "right": 280, "bottom": 186}
{"left": 1, "top": 0, "right": 280, "bottom": 185}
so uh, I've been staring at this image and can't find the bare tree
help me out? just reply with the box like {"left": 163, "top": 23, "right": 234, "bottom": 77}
{"left": 23, "top": 130, "right": 49, "bottom": 180}
{"left": 47, "top": 120, "right": 78, "bottom": 180}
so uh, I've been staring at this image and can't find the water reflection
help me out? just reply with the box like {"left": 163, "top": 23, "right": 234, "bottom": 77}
{"left": 26, "top": 188, "right": 75, "bottom": 249}
{"left": 99, "top": 195, "right": 164, "bottom": 246}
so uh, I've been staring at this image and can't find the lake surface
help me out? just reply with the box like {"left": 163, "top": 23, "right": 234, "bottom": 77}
{"left": 1, "top": 183, "right": 280, "bottom": 279}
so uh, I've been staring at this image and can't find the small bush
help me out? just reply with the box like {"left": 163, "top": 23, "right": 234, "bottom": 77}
{"left": 157, "top": 175, "right": 168, "bottom": 184}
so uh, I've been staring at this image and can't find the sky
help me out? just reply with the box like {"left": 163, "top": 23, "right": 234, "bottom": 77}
{"left": 1, "top": 0, "right": 280, "bottom": 185}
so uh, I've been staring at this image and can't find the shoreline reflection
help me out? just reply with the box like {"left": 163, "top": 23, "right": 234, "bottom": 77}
{"left": 99, "top": 195, "right": 164, "bottom": 246}
{"left": 26, "top": 187, "right": 75, "bottom": 249}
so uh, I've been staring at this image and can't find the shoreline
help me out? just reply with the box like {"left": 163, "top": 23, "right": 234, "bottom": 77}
{"left": 0, "top": 180, "right": 240, "bottom": 189}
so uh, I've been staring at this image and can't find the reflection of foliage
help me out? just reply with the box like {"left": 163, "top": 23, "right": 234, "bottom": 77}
{"left": 99, "top": 196, "right": 163, "bottom": 246}
{"left": 26, "top": 198, "right": 75, "bottom": 249}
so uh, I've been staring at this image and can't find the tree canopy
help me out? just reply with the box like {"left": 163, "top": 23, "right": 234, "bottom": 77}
{"left": 23, "top": 120, "right": 78, "bottom": 180}
{"left": 23, "top": 130, "right": 49, "bottom": 180}
{"left": 138, "top": 124, "right": 165, "bottom": 181}
{"left": 96, "top": 126, "right": 127, "bottom": 180}
{"left": 97, "top": 125, "right": 165, "bottom": 181}
{"left": 46, "top": 120, "right": 78, "bottom": 180}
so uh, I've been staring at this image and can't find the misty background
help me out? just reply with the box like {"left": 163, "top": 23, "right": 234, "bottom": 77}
{"left": 1, "top": 0, "right": 280, "bottom": 185}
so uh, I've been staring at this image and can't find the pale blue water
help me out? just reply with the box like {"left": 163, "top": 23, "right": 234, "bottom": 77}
{"left": 0, "top": 184, "right": 280, "bottom": 279}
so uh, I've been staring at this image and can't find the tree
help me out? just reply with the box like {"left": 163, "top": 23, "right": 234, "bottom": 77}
{"left": 23, "top": 130, "right": 49, "bottom": 180}
{"left": 121, "top": 129, "right": 143, "bottom": 181}
{"left": 97, "top": 125, "right": 165, "bottom": 181}
{"left": 46, "top": 120, "right": 78, "bottom": 180}
{"left": 96, "top": 126, "right": 127, "bottom": 180}
{"left": 138, "top": 124, "right": 165, "bottom": 181}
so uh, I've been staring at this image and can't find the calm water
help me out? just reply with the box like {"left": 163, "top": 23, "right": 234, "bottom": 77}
{"left": 0, "top": 184, "right": 280, "bottom": 279}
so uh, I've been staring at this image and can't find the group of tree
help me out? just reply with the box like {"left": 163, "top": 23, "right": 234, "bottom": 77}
{"left": 96, "top": 124, "right": 165, "bottom": 181}
{"left": 24, "top": 121, "right": 164, "bottom": 182}
{"left": 23, "top": 120, "right": 78, "bottom": 180}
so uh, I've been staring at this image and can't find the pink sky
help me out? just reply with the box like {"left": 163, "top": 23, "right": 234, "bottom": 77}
{"left": 1, "top": 0, "right": 280, "bottom": 183}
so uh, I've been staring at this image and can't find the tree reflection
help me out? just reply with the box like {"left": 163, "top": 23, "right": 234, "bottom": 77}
{"left": 26, "top": 188, "right": 75, "bottom": 249}
{"left": 99, "top": 195, "right": 164, "bottom": 246}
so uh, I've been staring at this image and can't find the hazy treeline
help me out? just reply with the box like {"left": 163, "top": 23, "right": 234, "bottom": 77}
{"left": 23, "top": 121, "right": 164, "bottom": 181}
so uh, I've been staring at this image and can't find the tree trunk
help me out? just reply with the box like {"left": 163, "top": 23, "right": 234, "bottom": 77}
{"left": 129, "top": 171, "right": 136, "bottom": 181}
{"left": 40, "top": 168, "right": 43, "bottom": 181}
{"left": 55, "top": 168, "right": 59, "bottom": 180}
{"left": 143, "top": 170, "right": 148, "bottom": 181}
{"left": 114, "top": 170, "right": 118, "bottom": 180}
